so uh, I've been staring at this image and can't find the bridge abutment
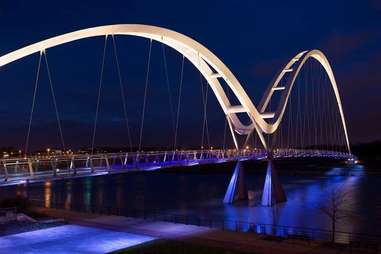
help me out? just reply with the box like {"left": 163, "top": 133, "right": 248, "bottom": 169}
{"left": 261, "top": 159, "right": 287, "bottom": 206}
{"left": 223, "top": 160, "right": 247, "bottom": 204}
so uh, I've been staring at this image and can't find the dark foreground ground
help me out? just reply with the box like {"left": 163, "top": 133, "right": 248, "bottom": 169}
{"left": 29, "top": 207, "right": 381, "bottom": 254}
{"left": 0, "top": 220, "right": 65, "bottom": 236}
{"left": 111, "top": 239, "right": 248, "bottom": 254}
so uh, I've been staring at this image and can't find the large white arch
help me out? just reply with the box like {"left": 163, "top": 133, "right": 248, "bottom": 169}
{"left": 0, "top": 24, "right": 350, "bottom": 153}
{"left": 0, "top": 24, "right": 266, "bottom": 148}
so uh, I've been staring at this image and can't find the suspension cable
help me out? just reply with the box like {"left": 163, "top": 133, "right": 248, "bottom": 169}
{"left": 138, "top": 39, "right": 153, "bottom": 151}
{"left": 91, "top": 35, "right": 108, "bottom": 154}
{"left": 222, "top": 118, "right": 227, "bottom": 149}
{"left": 44, "top": 50, "right": 66, "bottom": 152}
{"left": 323, "top": 71, "right": 329, "bottom": 151}
{"left": 316, "top": 64, "right": 321, "bottom": 149}
{"left": 288, "top": 89, "right": 292, "bottom": 150}
{"left": 200, "top": 73, "right": 210, "bottom": 148}
{"left": 311, "top": 61, "right": 318, "bottom": 148}
{"left": 253, "top": 122, "right": 257, "bottom": 149}
{"left": 301, "top": 68, "right": 307, "bottom": 149}
{"left": 173, "top": 55, "right": 185, "bottom": 150}
{"left": 296, "top": 72, "right": 301, "bottom": 149}
{"left": 333, "top": 97, "right": 342, "bottom": 152}
{"left": 267, "top": 99, "right": 270, "bottom": 150}
{"left": 327, "top": 74, "right": 336, "bottom": 152}
{"left": 111, "top": 35, "right": 133, "bottom": 152}
{"left": 24, "top": 52, "right": 43, "bottom": 155}
{"left": 306, "top": 61, "right": 312, "bottom": 148}
{"left": 161, "top": 44, "right": 176, "bottom": 139}
{"left": 200, "top": 72, "right": 206, "bottom": 148}
{"left": 222, "top": 83, "right": 230, "bottom": 150}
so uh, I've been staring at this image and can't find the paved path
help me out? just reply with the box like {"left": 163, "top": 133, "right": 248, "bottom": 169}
{"left": 30, "top": 207, "right": 376, "bottom": 254}
{"left": 0, "top": 224, "right": 155, "bottom": 254}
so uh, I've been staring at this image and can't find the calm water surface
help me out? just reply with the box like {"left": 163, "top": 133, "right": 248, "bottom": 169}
{"left": 1, "top": 161, "right": 380, "bottom": 237}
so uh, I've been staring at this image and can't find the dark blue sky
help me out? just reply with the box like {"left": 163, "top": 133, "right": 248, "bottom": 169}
{"left": 0, "top": 0, "right": 380, "bottom": 150}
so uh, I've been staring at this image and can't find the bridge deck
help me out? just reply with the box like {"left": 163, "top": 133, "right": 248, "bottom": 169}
{"left": 0, "top": 149, "right": 353, "bottom": 186}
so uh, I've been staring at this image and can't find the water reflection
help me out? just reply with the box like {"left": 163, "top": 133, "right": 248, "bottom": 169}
{"left": 84, "top": 178, "right": 93, "bottom": 212}
{"left": 44, "top": 181, "right": 52, "bottom": 208}
{"left": 65, "top": 182, "right": 72, "bottom": 210}
{"left": 16, "top": 183, "right": 28, "bottom": 199}
{"left": 116, "top": 176, "right": 124, "bottom": 210}
{"left": 133, "top": 175, "right": 146, "bottom": 213}
{"left": 95, "top": 178, "right": 104, "bottom": 209}
{"left": 2, "top": 161, "right": 378, "bottom": 238}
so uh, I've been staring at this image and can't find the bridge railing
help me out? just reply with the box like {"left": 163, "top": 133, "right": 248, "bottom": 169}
{"left": 0, "top": 149, "right": 258, "bottom": 182}
{"left": 0, "top": 148, "right": 353, "bottom": 183}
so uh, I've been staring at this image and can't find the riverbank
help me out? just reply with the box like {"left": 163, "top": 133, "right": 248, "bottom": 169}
{"left": 0, "top": 219, "right": 65, "bottom": 236}
{"left": 30, "top": 207, "right": 379, "bottom": 254}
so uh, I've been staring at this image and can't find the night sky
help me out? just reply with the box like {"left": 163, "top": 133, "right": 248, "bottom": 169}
{"left": 0, "top": 0, "right": 380, "bottom": 151}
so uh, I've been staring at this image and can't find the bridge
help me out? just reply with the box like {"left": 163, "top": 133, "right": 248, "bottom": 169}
{"left": 0, "top": 24, "right": 354, "bottom": 206}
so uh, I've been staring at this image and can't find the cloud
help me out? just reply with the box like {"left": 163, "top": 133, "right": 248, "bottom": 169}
{"left": 251, "top": 58, "right": 286, "bottom": 78}
{"left": 370, "top": 0, "right": 381, "bottom": 11}
{"left": 337, "top": 51, "right": 381, "bottom": 142}
{"left": 321, "top": 31, "right": 374, "bottom": 60}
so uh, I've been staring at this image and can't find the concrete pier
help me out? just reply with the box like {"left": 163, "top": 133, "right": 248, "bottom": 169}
{"left": 223, "top": 161, "right": 247, "bottom": 203}
{"left": 261, "top": 159, "right": 287, "bottom": 206}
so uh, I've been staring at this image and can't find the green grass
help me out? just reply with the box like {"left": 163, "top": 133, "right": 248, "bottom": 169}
{"left": 111, "top": 239, "right": 248, "bottom": 254}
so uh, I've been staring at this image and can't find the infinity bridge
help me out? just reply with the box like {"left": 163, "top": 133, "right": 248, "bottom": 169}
{"left": 0, "top": 24, "right": 354, "bottom": 205}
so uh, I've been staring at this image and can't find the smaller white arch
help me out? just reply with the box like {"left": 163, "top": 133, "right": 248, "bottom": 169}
{"left": 257, "top": 50, "right": 351, "bottom": 153}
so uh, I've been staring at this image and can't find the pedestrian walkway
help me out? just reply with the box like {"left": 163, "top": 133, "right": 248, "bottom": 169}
{"left": 31, "top": 207, "right": 377, "bottom": 254}
{"left": 0, "top": 224, "right": 155, "bottom": 254}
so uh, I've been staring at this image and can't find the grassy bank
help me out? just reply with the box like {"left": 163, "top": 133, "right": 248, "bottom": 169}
{"left": 111, "top": 239, "right": 249, "bottom": 254}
